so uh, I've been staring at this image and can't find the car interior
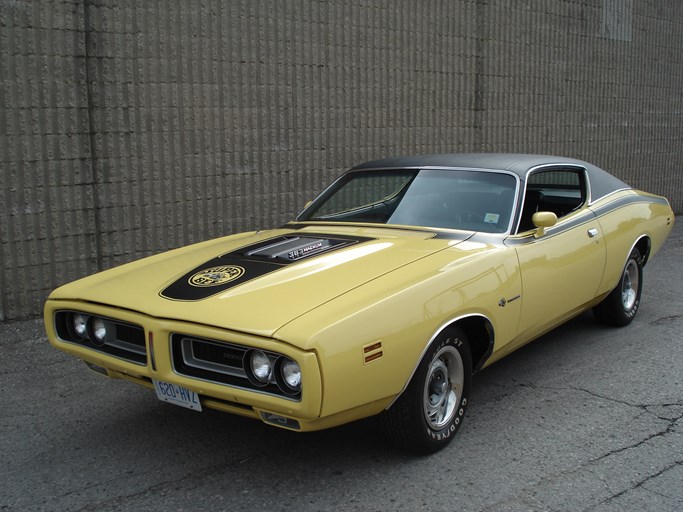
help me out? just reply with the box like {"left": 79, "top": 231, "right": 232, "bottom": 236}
{"left": 517, "top": 168, "right": 587, "bottom": 233}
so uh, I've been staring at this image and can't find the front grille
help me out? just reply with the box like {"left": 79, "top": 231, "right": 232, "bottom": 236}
{"left": 189, "top": 339, "right": 244, "bottom": 370}
{"left": 54, "top": 310, "right": 147, "bottom": 365}
{"left": 171, "top": 334, "right": 300, "bottom": 400}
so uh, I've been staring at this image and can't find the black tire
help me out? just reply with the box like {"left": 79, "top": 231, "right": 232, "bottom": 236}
{"left": 593, "top": 247, "right": 643, "bottom": 326}
{"left": 381, "top": 327, "right": 472, "bottom": 455}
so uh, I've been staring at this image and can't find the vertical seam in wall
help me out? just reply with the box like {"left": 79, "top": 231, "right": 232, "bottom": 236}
{"left": 176, "top": 0, "right": 188, "bottom": 246}
{"left": 83, "top": 0, "right": 103, "bottom": 271}
{"left": 217, "top": 1, "right": 226, "bottom": 228}
{"left": 474, "top": 0, "right": 486, "bottom": 150}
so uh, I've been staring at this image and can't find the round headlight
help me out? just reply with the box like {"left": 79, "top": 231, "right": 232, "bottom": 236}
{"left": 90, "top": 318, "right": 108, "bottom": 345}
{"left": 250, "top": 350, "right": 272, "bottom": 383}
{"left": 278, "top": 358, "right": 301, "bottom": 394}
{"left": 72, "top": 313, "right": 88, "bottom": 338}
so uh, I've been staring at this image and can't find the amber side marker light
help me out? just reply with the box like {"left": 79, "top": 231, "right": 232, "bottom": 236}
{"left": 363, "top": 341, "right": 383, "bottom": 364}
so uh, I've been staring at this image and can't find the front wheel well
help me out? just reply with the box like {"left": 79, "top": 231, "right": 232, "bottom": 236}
{"left": 449, "top": 315, "right": 493, "bottom": 373}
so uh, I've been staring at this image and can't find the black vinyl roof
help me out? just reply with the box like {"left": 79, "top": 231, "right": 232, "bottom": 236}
{"left": 351, "top": 153, "right": 631, "bottom": 201}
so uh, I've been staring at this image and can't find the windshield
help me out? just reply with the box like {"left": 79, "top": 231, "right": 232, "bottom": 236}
{"left": 298, "top": 169, "right": 517, "bottom": 233}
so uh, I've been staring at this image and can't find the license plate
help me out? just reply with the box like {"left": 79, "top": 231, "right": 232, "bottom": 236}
{"left": 153, "top": 380, "right": 202, "bottom": 412}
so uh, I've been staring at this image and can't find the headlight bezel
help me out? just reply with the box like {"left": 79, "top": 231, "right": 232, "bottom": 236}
{"left": 275, "top": 357, "right": 302, "bottom": 396}
{"left": 69, "top": 312, "right": 89, "bottom": 340}
{"left": 89, "top": 317, "right": 109, "bottom": 346}
{"left": 245, "top": 349, "right": 274, "bottom": 387}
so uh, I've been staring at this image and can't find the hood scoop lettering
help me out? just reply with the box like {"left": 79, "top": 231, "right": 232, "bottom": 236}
{"left": 243, "top": 237, "right": 332, "bottom": 261}
{"left": 234, "top": 234, "right": 369, "bottom": 262}
{"left": 160, "top": 234, "right": 371, "bottom": 301}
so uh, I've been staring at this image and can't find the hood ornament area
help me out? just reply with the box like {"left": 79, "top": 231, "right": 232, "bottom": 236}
{"left": 188, "top": 266, "right": 245, "bottom": 287}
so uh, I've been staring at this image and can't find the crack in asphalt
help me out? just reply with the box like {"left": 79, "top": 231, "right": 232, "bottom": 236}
{"left": 478, "top": 379, "right": 683, "bottom": 413}
{"left": 587, "top": 410, "right": 682, "bottom": 465}
{"left": 475, "top": 382, "right": 683, "bottom": 512}
{"left": 69, "top": 454, "right": 258, "bottom": 512}
{"left": 650, "top": 314, "right": 682, "bottom": 326}
{"left": 585, "top": 459, "right": 683, "bottom": 511}
{"left": 566, "top": 385, "right": 643, "bottom": 408}
{"left": 481, "top": 428, "right": 682, "bottom": 512}
{"left": 502, "top": 383, "right": 683, "bottom": 466}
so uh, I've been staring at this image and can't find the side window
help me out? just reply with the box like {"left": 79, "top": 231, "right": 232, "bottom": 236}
{"left": 518, "top": 169, "right": 587, "bottom": 233}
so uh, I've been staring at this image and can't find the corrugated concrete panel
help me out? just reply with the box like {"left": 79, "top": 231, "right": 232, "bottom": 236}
{"left": 1, "top": 0, "right": 682, "bottom": 320}
{"left": 81, "top": 0, "right": 480, "bottom": 272}
{"left": 1, "top": 0, "right": 98, "bottom": 321}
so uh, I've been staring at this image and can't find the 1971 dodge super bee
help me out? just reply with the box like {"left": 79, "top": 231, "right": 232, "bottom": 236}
{"left": 44, "top": 154, "right": 674, "bottom": 453}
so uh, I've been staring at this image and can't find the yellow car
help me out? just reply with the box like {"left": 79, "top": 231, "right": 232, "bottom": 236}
{"left": 44, "top": 154, "right": 674, "bottom": 453}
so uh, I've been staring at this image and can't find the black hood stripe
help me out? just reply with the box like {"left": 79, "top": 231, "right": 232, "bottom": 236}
{"left": 160, "top": 234, "right": 371, "bottom": 301}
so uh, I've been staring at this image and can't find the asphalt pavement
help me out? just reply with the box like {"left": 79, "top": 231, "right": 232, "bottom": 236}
{"left": 2, "top": 220, "right": 682, "bottom": 511}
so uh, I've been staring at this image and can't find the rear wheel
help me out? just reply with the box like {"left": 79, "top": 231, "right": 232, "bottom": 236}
{"left": 594, "top": 247, "right": 643, "bottom": 326}
{"left": 381, "top": 327, "right": 472, "bottom": 454}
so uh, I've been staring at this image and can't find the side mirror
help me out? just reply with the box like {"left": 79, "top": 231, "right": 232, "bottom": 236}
{"left": 532, "top": 211, "right": 558, "bottom": 238}
{"left": 303, "top": 200, "right": 313, "bottom": 209}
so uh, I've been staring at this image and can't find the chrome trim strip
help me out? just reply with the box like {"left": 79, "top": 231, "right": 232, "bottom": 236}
{"left": 505, "top": 209, "right": 598, "bottom": 246}
{"left": 286, "top": 221, "right": 486, "bottom": 241}
{"left": 348, "top": 165, "right": 521, "bottom": 175}
{"left": 524, "top": 163, "right": 587, "bottom": 178}
{"left": 515, "top": 164, "right": 589, "bottom": 234}
{"left": 625, "top": 235, "right": 651, "bottom": 270}
{"left": 507, "top": 192, "right": 669, "bottom": 246}
{"left": 108, "top": 338, "right": 146, "bottom": 356}
{"left": 587, "top": 187, "right": 631, "bottom": 206}
{"left": 148, "top": 332, "right": 157, "bottom": 372}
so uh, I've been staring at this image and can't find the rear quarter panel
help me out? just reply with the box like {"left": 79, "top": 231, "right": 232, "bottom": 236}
{"left": 591, "top": 190, "right": 674, "bottom": 296}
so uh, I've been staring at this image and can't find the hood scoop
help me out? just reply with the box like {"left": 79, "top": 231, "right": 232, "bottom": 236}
{"left": 242, "top": 236, "right": 333, "bottom": 261}
{"left": 233, "top": 234, "right": 367, "bottom": 262}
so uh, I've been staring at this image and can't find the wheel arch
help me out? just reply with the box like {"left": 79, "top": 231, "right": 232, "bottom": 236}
{"left": 386, "top": 313, "right": 494, "bottom": 410}
{"left": 454, "top": 315, "right": 494, "bottom": 373}
{"left": 633, "top": 235, "right": 651, "bottom": 266}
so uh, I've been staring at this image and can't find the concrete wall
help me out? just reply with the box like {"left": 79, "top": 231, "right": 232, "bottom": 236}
{"left": 2, "top": 0, "right": 682, "bottom": 321}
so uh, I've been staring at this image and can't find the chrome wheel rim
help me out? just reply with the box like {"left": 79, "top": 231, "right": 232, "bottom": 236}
{"left": 621, "top": 259, "right": 639, "bottom": 311}
{"left": 423, "top": 346, "right": 464, "bottom": 429}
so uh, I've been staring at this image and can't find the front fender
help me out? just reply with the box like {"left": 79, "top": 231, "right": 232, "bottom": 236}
{"left": 274, "top": 244, "right": 521, "bottom": 419}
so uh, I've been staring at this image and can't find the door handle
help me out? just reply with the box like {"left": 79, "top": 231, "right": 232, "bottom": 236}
{"left": 587, "top": 228, "right": 599, "bottom": 238}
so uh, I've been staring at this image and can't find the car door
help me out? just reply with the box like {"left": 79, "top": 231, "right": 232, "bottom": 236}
{"left": 507, "top": 167, "right": 607, "bottom": 346}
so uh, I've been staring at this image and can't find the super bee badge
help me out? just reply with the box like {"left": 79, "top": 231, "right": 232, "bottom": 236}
{"left": 188, "top": 265, "right": 245, "bottom": 287}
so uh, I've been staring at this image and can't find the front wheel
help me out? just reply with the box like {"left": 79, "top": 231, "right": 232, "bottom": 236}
{"left": 593, "top": 247, "right": 643, "bottom": 326}
{"left": 381, "top": 327, "right": 472, "bottom": 454}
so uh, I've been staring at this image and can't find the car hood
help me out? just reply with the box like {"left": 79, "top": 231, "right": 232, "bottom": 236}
{"left": 49, "top": 225, "right": 471, "bottom": 337}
